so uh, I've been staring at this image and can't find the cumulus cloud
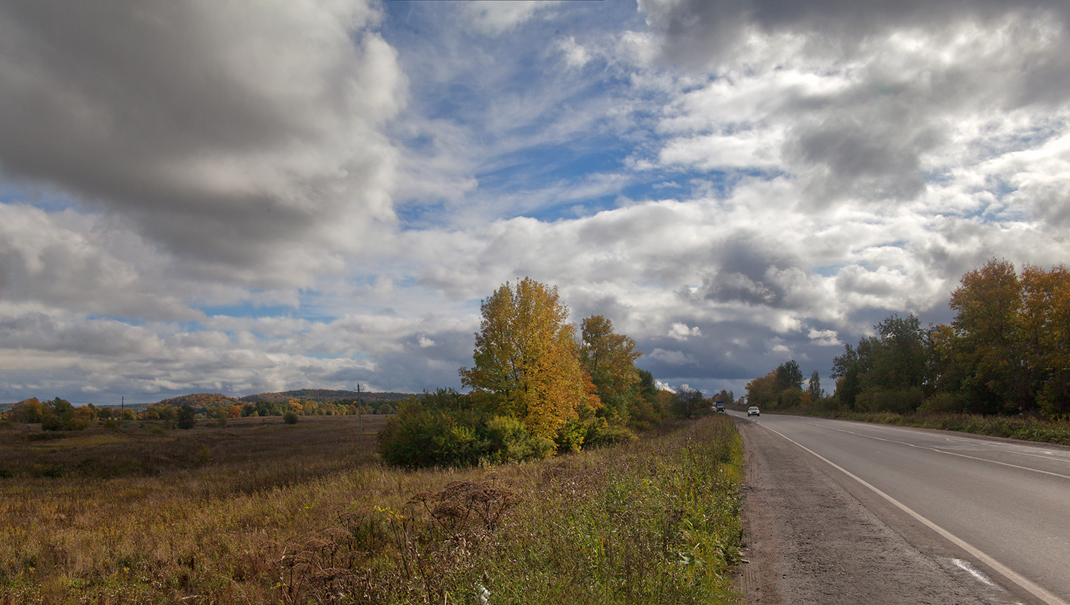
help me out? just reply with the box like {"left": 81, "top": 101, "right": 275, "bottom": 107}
{"left": 557, "top": 36, "right": 592, "bottom": 69}
{"left": 0, "top": 1, "right": 405, "bottom": 285}
{"left": 668, "top": 322, "right": 701, "bottom": 341}
{"left": 0, "top": 204, "right": 198, "bottom": 319}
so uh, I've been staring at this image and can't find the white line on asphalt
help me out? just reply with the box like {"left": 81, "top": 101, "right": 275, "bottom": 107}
{"left": 761, "top": 423, "right": 1069, "bottom": 605}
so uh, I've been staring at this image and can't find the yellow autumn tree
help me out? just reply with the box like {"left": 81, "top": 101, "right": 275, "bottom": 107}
{"left": 460, "top": 278, "right": 598, "bottom": 440}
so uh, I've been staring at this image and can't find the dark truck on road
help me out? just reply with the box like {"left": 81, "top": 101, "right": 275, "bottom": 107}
{"left": 714, "top": 401, "right": 726, "bottom": 413}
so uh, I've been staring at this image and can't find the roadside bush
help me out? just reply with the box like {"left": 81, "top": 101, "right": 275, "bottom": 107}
{"left": 484, "top": 415, "right": 551, "bottom": 462}
{"left": 918, "top": 392, "right": 967, "bottom": 414}
{"left": 379, "top": 401, "right": 556, "bottom": 468}
{"left": 379, "top": 407, "right": 487, "bottom": 468}
{"left": 554, "top": 417, "right": 588, "bottom": 453}
{"left": 870, "top": 388, "right": 924, "bottom": 414}
{"left": 1038, "top": 369, "right": 1070, "bottom": 418}
{"left": 583, "top": 418, "right": 638, "bottom": 448}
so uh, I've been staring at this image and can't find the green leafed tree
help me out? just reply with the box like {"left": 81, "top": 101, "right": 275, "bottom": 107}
{"left": 807, "top": 371, "right": 823, "bottom": 400}
{"left": 1019, "top": 264, "right": 1070, "bottom": 416}
{"left": 949, "top": 259, "right": 1023, "bottom": 414}
{"left": 176, "top": 405, "right": 197, "bottom": 430}
{"left": 579, "top": 314, "right": 642, "bottom": 422}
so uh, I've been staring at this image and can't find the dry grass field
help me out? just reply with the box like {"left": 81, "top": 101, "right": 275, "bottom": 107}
{"left": 0, "top": 414, "right": 390, "bottom": 485}
{"left": 0, "top": 414, "right": 743, "bottom": 604}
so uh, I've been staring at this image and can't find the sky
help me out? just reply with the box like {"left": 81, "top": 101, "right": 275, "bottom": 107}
{"left": 1, "top": 0, "right": 1069, "bottom": 404}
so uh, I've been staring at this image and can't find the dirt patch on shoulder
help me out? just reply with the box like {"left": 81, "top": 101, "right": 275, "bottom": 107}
{"left": 733, "top": 418, "right": 1013, "bottom": 604}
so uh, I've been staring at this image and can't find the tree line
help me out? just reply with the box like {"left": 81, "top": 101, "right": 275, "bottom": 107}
{"left": 4, "top": 398, "right": 138, "bottom": 430}
{"left": 2, "top": 396, "right": 398, "bottom": 431}
{"left": 379, "top": 277, "right": 714, "bottom": 467}
{"left": 746, "top": 260, "right": 1070, "bottom": 418}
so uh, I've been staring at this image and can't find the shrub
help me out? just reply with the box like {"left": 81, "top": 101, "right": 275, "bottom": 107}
{"left": 918, "top": 392, "right": 967, "bottom": 414}
{"left": 379, "top": 407, "right": 486, "bottom": 468}
{"left": 283, "top": 411, "right": 299, "bottom": 424}
{"left": 583, "top": 419, "right": 638, "bottom": 448}
{"left": 176, "top": 405, "right": 197, "bottom": 430}
{"left": 41, "top": 413, "right": 64, "bottom": 431}
{"left": 379, "top": 405, "right": 554, "bottom": 468}
{"left": 1038, "top": 369, "right": 1070, "bottom": 418}
{"left": 484, "top": 415, "right": 551, "bottom": 462}
{"left": 554, "top": 417, "right": 588, "bottom": 453}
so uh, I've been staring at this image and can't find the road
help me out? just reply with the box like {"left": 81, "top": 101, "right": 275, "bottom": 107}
{"left": 729, "top": 411, "right": 1070, "bottom": 604}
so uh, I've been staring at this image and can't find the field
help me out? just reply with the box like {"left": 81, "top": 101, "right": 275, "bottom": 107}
{"left": 0, "top": 414, "right": 744, "bottom": 604}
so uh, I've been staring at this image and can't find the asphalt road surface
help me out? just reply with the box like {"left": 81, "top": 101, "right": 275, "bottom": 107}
{"left": 730, "top": 411, "right": 1070, "bottom": 605}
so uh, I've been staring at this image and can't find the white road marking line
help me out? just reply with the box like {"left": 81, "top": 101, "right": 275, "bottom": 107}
{"left": 762, "top": 423, "right": 1069, "bottom": 605}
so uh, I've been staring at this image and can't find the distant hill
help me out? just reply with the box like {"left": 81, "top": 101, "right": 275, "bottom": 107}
{"left": 154, "top": 393, "right": 245, "bottom": 408}
{"left": 239, "top": 389, "right": 414, "bottom": 403}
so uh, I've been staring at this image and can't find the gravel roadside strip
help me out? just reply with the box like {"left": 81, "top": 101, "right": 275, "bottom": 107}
{"left": 732, "top": 417, "right": 1019, "bottom": 605}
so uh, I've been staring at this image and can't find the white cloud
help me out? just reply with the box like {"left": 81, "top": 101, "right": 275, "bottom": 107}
{"left": 808, "top": 329, "right": 842, "bottom": 347}
{"left": 557, "top": 36, "right": 591, "bottom": 69}
{"left": 655, "top": 380, "right": 676, "bottom": 393}
{"left": 668, "top": 322, "right": 702, "bottom": 341}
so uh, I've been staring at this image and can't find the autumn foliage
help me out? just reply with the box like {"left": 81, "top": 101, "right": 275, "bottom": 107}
{"left": 460, "top": 277, "right": 598, "bottom": 440}
{"left": 381, "top": 278, "right": 664, "bottom": 467}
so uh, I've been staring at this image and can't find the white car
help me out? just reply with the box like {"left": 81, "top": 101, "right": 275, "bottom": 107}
{"left": 747, "top": 406, "right": 760, "bottom": 417}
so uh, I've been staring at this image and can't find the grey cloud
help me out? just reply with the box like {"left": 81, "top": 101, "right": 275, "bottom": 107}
{"left": 1024, "top": 188, "right": 1070, "bottom": 229}
{"left": 0, "top": 1, "right": 403, "bottom": 284}
{"left": 0, "top": 312, "right": 162, "bottom": 358}
{"left": 637, "top": 319, "right": 787, "bottom": 390}
{"left": 787, "top": 115, "right": 935, "bottom": 203}
{"left": 835, "top": 266, "right": 899, "bottom": 298}
{"left": 692, "top": 234, "right": 797, "bottom": 306}
{"left": 639, "top": 0, "right": 1070, "bottom": 69}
